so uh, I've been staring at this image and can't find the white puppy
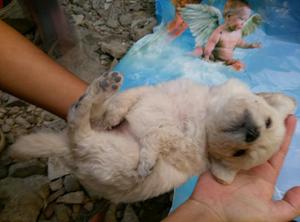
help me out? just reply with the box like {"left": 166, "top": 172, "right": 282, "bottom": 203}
{"left": 10, "top": 72, "right": 296, "bottom": 203}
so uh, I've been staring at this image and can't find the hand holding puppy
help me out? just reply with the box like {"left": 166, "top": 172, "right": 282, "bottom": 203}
{"left": 164, "top": 115, "right": 300, "bottom": 222}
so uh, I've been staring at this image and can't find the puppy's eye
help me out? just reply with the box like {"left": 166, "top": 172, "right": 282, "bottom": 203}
{"left": 265, "top": 118, "right": 272, "bottom": 128}
{"left": 233, "top": 149, "right": 247, "bottom": 157}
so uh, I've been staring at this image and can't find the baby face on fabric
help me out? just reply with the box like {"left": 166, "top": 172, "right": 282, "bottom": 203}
{"left": 224, "top": 7, "right": 251, "bottom": 31}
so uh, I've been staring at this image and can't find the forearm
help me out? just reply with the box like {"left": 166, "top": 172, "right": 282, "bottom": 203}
{"left": 0, "top": 20, "right": 87, "bottom": 119}
{"left": 162, "top": 200, "right": 223, "bottom": 222}
{"left": 236, "top": 39, "right": 255, "bottom": 48}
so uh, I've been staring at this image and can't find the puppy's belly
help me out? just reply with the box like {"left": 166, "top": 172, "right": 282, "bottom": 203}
{"left": 111, "top": 119, "right": 140, "bottom": 146}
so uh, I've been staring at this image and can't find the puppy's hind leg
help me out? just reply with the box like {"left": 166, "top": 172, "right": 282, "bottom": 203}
{"left": 68, "top": 71, "right": 123, "bottom": 136}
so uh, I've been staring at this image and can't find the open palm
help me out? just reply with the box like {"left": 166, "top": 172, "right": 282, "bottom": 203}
{"left": 189, "top": 115, "right": 300, "bottom": 222}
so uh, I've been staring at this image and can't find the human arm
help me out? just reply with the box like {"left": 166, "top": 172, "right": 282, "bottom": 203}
{"left": 203, "top": 27, "right": 221, "bottom": 60}
{"left": 237, "top": 38, "right": 261, "bottom": 48}
{"left": 163, "top": 115, "right": 300, "bottom": 222}
{"left": 0, "top": 20, "right": 87, "bottom": 119}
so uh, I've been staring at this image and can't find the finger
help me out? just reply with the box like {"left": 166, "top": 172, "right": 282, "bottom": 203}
{"left": 268, "top": 115, "right": 297, "bottom": 172}
{"left": 271, "top": 186, "right": 300, "bottom": 221}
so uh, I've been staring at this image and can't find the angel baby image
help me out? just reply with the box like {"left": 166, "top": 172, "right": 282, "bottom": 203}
{"left": 180, "top": 0, "right": 262, "bottom": 71}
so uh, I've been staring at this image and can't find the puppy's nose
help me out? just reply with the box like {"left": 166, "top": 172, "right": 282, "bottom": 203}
{"left": 245, "top": 126, "right": 260, "bottom": 143}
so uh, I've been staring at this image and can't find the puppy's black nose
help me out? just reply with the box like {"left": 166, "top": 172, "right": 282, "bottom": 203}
{"left": 245, "top": 127, "right": 260, "bottom": 143}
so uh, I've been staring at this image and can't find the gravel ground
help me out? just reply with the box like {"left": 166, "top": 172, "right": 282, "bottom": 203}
{"left": 0, "top": 0, "right": 173, "bottom": 221}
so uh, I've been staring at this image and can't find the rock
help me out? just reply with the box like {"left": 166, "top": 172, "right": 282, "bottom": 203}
{"left": 64, "top": 174, "right": 81, "bottom": 192}
{"left": 72, "top": 0, "right": 86, "bottom": 7}
{"left": 71, "top": 204, "right": 81, "bottom": 220}
{"left": 2, "top": 124, "right": 11, "bottom": 133}
{"left": 0, "top": 176, "right": 49, "bottom": 222}
{"left": 72, "top": 14, "right": 84, "bottom": 25}
{"left": 56, "top": 191, "right": 85, "bottom": 204}
{"left": 83, "top": 202, "right": 94, "bottom": 212}
{"left": 121, "top": 205, "right": 139, "bottom": 222}
{"left": 0, "top": 165, "right": 8, "bottom": 179}
{"left": 0, "top": 107, "right": 6, "bottom": 114}
{"left": 5, "top": 118, "right": 14, "bottom": 126}
{"left": 54, "top": 204, "right": 72, "bottom": 222}
{"left": 6, "top": 100, "right": 28, "bottom": 107}
{"left": 101, "top": 38, "right": 130, "bottom": 59}
{"left": 48, "top": 188, "right": 65, "bottom": 203}
{"left": 48, "top": 157, "right": 71, "bottom": 180}
{"left": 130, "top": 17, "right": 156, "bottom": 41}
{"left": 26, "top": 105, "right": 36, "bottom": 113}
{"left": 8, "top": 106, "right": 20, "bottom": 115}
{"left": 0, "top": 129, "right": 5, "bottom": 153}
{"left": 9, "top": 159, "right": 47, "bottom": 178}
{"left": 43, "top": 203, "right": 55, "bottom": 219}
{"left": 119, "top": 13, "right": 132, "bottom": 27}
{"left": 104, "top": 204, "right": 118, "bottom": 222}
{"left": 15, "top": 116, "right": 31, "bottom": 128}
{"left": 49, "top": 178, "right": 64, "bottom": 191}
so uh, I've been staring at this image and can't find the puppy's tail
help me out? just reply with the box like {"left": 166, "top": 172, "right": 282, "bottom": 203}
{"left": 10, "top": 131, "right": 69, "bottom": 160}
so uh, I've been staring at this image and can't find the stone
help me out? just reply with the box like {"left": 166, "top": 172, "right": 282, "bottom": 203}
{"left": 130, "top": 17, "right": 157, "bottom": 41}
{"left": 2, "top": 124, "right": 11, "bottom": 133}
{"left": 56, "top": 191, "right": 85, "bottom": 204}
{"left": 26, "top": 105, "right": 36, "bottom": 113}
{"left": 43, "top": 203, "right": 55, "bottom": 219}
{"left": 103, "top": 204, "right": 118, "bottom": 222}
{"left": 71, "top": 204, "right": 81, "bottom": 220}
{"left": 9, "top": 159, "right": 47, "bottom": 178}
{"left": 48, "top": 157, "right": 71, "bottom": 180}
{"left": 48, "top": 188, "right": 65, "bottom": 203}
{"left": 0, "top": 176, "right": 49, "bottom": 222}
{"left": 0, "top": 107, "right": 6, "bottom": 114}
{"left": 72, "top": 14, "right": 84, "bottom": 25}
{"left": 0, "top": 165, "right": 8, "bottom": 179}
{"left": 5, "top": 118, "right": 14, "bottom": 126}
{"left": 121, "top": 205, "right": 139, "bottom": 222}
{"left": 101, "top": 38, "right": 130, "bottom": 59}
{"left": 54, "top": 204, "right": 72, "bottom": 222}
{"left": 64, "top": 174, "right": 81, "bottom": 192}
{"left": 119, "top": 13, "right": 132, "bottom": 27}
{"left": 15, "top": 116, "right": 31, "bottom": 128}
{"left": 49, "top": 178, "right": 64, "bottom": 191}
{"left": 8, "top": 106, "right": 20, "bottom": 115}
{"left": 83, "top": 202, "right": 94, "bottom": 212}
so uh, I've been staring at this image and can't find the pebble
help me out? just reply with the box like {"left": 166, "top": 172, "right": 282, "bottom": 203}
{"left": 9, "top": 106, "right": 20, "bottom": 115}
{"left": 49, "top": 178, "right": 64, "bottom": 191}
{"left": 15, "top": 116, "right": 31, "bottom": 128}
{"left": 56, "top": 191, "right": 85, "bottom": 204}
{"left": 8, "top": 159, "right": 47, "bottom": 178}
{"left": 2, "top": 124, "right": 11, "bottom": 133}
{"left": 64, "top": 175, "right": 81, "bottom": 192}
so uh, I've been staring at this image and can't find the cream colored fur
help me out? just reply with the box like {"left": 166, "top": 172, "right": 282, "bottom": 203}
{"left": 10, "top": 72, "right": 296, "bottom": 203}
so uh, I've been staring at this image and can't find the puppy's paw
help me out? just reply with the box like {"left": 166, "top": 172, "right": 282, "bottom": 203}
{"left": 100, "top": 106, "right": 128, "bottom": 130}
{"left": 137, "top": 161, "right": 154, "bottom": 178}
{"left": 210, "top": 158, "right": 237, "bottom": 184}
{"left": 89, "top": 71, "right": 123, "bottom": 96}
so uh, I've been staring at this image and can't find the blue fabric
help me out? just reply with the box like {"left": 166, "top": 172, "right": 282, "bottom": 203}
{"left": 113, "top": 1, "right": 300, "bottom": 221}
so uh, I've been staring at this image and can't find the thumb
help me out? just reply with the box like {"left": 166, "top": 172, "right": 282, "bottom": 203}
{"left": 272, "top": 186, "right": 300, "bottom": 221}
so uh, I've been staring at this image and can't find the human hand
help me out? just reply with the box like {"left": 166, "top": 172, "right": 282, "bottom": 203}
{"left": 189, "top": 115, "right": 299, "bottom": 222}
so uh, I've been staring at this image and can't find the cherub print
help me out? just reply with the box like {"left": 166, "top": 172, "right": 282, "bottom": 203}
{"left": 176, "top": 0, "right": 263, "bottom": 71}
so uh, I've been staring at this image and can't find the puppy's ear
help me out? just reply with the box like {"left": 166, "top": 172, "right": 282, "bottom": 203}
{"left": 256, "top": 93, "right": 296, "bottom": 116}
{"left": 210, "top": 158, "right": 238, "bottom": 184}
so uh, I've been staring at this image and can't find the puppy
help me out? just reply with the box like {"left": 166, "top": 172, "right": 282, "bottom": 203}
{"left": 10, "top": 72, "right": 296, "bottom": 203}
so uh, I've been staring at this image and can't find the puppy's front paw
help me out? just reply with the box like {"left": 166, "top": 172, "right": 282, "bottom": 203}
{"left": 210, "top": 158, "right": 237, "bottom": 184}
{"left": 89, "top": 71, "right": 123, "bottom": 96}
{"left": 137, "top": 161, "right": 154, "bottom": 178}
{"left": 100, "top": 106, "right": 128, "bottom": 130}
